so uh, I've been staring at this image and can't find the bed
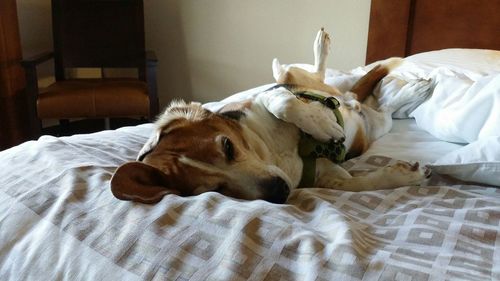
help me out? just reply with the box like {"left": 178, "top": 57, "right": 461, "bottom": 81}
{"left": 1, "top": 1, "right": 499, "bottom": 280}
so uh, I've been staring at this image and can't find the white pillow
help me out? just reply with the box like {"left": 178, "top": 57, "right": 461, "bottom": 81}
{"left": 405, "top": 48, "right": 500, "bottom": 75}
{"left": 366, "top": 48, "right": 500, "bottom": 79}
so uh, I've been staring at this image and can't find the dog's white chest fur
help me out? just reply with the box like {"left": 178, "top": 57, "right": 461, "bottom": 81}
{"left": 239, "top": 100, "right": 304, "bottom": 189}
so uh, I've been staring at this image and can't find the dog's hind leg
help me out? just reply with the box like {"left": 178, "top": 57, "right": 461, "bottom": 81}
{"left": 271, "top": 28, "right": 342, "bottom": 96}
{"left": 350, "top": 58, "right": 403, "bottom": 102}
{"left": 313, "top": 28, "right": 330, "bottom": 80}
{"left": 350, "top": 65, "right": 390, "bottom": 102}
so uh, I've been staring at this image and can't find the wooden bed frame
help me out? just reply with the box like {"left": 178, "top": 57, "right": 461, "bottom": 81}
{"left": 366, "top": 0, "right": 500, "bottom": 64}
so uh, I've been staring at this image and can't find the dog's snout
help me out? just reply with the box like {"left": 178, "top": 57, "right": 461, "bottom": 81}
{"left": 260, "top": 177, "right": 290, "bottom": 204}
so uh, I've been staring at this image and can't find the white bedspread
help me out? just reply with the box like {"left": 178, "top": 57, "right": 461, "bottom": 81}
{"left": 1, "top": 123, "right": 499, "bottom": 281}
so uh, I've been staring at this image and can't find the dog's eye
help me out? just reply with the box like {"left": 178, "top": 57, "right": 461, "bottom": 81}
{"left": 221, "top": 137, "right": 234, "bottom": 161}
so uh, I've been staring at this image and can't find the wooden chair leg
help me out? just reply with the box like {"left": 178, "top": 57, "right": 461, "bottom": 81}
{"left": 35, "top": 118, "right": 43, "bottom": 138}
{"left": 104, "top": 118, "right": 111, "bottom": 130}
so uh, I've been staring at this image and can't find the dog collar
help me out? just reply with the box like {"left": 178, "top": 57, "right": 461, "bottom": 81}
{"left": 266, "top": 84, "right": 346, "bottom": 187}
{"left": 295, "top": 91, "right": 346, "bottom": 187}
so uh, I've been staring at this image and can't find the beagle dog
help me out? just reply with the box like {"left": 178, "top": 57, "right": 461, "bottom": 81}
{"left": 111, "top": 29, "right": 431, "bottom": 204}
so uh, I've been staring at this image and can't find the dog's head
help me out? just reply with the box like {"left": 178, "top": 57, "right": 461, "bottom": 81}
{"left": 111, "top": 101, "right": 291, "bottom": 204}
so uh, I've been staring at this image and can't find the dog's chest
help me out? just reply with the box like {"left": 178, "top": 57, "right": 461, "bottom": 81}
{"left": 243, "top": 104, "right": 304, "bottom": 187}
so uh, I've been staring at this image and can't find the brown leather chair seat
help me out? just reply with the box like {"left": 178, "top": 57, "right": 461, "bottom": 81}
{"left": 37, "top": 79, "right": 150, "bottom": 119}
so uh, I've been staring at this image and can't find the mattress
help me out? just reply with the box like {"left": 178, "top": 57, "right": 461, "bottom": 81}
{"left": 2, "top": 48, "right": 500, "bottom": 280}
{"left": 1, "top": 118, "right": 499, "bottom": 280}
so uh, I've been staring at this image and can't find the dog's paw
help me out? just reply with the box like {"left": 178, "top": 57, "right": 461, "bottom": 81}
{"left": 383, "top": 79, "right": 433, "bottom": 112}
{"left": 384, "top": 161, "right": 431, "bottom": 186}
{"left": 314, "top": 28, "right": 330, "bottom": 61}
{"left": 261, "top": 89, "right": 344, "bottom": 142}
{"left": 289, "top": 100, "right": 345, "bottom": 142}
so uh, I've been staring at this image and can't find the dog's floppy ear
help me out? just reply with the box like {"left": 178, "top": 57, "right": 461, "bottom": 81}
{"left": 216, "top": 100, "right": 252, "bottom": 120}
{"left": 111, "top": 161, "right": 186, "bottom": 204}
{"left": 272, "top": 58, "right": 285, "bottom": 82}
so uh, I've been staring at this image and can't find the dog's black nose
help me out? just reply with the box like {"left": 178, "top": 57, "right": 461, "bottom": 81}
{"left": 260, "top": 176, "right": 290, "bottom": 204}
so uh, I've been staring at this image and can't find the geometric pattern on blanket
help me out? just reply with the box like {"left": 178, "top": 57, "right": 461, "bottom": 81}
{"left": 0, "top": 133, "right": 499, "bottom": 281}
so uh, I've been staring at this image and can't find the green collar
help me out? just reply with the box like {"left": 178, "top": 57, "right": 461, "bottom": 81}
{"left": 266, "top": 84, "right": 346, "bottom": 187}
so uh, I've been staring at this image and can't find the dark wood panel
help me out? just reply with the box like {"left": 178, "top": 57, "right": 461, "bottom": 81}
{"left": 409, "top": 0, "right": 500, "bottom": 54}
{"left": 366, "top": 0, "right": 412, "bottom": 64}
{"left": 0, "top": 0, "right": 30, "bottom": 150}
{"left": 366, "top": 0, "right": 500, "bottom": 64}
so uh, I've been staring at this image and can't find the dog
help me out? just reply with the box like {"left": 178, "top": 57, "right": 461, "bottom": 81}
{"left": 110, "top": 29, "right": 431, "bottom": 204}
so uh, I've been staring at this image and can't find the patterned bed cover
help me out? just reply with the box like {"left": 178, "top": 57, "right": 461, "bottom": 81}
{"left": 0, "top": 125, "right": 498, "bottom": 281}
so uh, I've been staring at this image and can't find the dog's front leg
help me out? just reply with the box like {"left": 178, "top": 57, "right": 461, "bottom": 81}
{"left": 315, "top": 159, "right": 430, "bottom": 191}
{"left": 257, "top": 89, "right": 344, "bottom": 142}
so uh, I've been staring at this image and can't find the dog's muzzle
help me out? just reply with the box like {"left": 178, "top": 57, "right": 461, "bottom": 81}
{"left": 260, "top": 177, "right": 290, "bottom": 204}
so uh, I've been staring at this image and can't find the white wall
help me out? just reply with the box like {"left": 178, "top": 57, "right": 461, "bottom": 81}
{"left": 17, "top": 0, "right": 371, "bottom": 108}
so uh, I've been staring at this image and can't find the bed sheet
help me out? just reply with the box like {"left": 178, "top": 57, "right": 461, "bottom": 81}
{"left": 1, "top": 121, "right": 499, "bottom": 281}
{"left": 364, "top": 119, "right": 464, "bottom": 164}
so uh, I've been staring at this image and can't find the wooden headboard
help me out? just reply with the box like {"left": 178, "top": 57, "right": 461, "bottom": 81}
{"left": 366, "top": 0, "right": 500, "bottom": 64}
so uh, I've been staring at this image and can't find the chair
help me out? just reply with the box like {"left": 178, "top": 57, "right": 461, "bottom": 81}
{"left": 22, "top": 0, "right": 159, "bottom": 136}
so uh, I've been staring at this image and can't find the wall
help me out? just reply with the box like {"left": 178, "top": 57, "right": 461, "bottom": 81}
{"left": 17, "top": 0, "right": 371, "bottom": 108}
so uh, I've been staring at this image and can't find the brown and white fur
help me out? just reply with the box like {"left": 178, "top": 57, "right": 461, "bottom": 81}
{"left": 111, "top": 29, "right": 430, "bottom": 204}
